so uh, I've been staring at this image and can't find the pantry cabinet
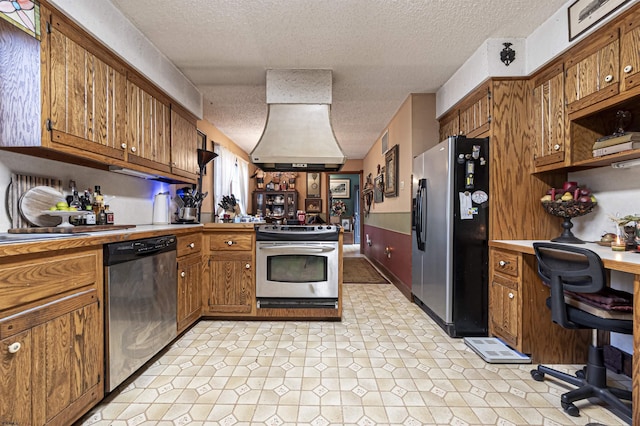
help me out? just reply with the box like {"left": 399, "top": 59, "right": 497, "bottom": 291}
{"left": 203, "top": 231, "right": 255, "bottom": 316}
{"left": 531, "top": 61, "right": 567, "bottom": 171}
{"left": 0, "top": 247, "right": 103, "bottom": 426}
{"left": 176, "top": 233, "right": 202, "bottom": 333}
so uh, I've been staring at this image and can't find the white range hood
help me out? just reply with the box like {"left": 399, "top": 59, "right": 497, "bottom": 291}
{"left": 250, "top": 69, "right": 346, "bottom": 172}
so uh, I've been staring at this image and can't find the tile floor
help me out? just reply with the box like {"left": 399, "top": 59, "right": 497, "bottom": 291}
{"left": 78, "top": 262, "right": 631, "bottom": 425}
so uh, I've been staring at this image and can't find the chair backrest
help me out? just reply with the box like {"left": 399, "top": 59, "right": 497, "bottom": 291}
{"left": 533, "top": 242, "right": 606, "bottom": 328}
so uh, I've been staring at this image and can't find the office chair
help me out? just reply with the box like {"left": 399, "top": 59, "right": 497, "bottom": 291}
{"left": 531, "top": 242, "right": 632, "bottom": 424}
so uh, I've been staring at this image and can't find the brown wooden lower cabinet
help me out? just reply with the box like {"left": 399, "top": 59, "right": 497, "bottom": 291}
{"left": 0, "top": 247, "right": 103, "bottom": 426}
{"left": 177, "top": 233, "right": 202, "bottom": 333}
{"left": 203, "top": 230, "right": 256, "bottom": 316}
{"left": 489, "top": 247, "right": 591, "bottom": 363}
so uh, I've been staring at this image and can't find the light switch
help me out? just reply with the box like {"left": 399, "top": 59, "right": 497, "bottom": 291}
{"left": 400, "top": 181, "right": 405, "bottom": 190}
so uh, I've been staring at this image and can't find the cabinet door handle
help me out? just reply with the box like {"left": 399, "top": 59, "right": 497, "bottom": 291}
{"left": 181, "top": 271, "right": 186, "bottom": 278}
{"left": 8, "top": 342, "right": 21, "bottom": 354}
{"left": 624, "top": 65, "right": 633, "bottom": 74}
{"left": 499, "top": 260, "right": 510, "bottom": 267}
{"left": 226, "top": 240, "right": 234, "bottom": 246}
{"left": 130, "top": 146, "right": 137, "bottom": 153}
{"left": 604, "top": 74, "right": 613, "bottom": 83}
{"left": 553, "top": 144, "right": 560, "bottom": 151}
{"left": 245, "top": 263, "right": 251, "bottom": 269}
{"left": 121, "top": 143, "right": 127, "bottom": 149}
{"left": 508, "top": 292, "right": 514, "bottom": 299}
{"left": 189, "top": 242, "right": 195, "bottom": 248}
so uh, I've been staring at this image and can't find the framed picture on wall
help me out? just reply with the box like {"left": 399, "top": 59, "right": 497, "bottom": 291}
{"left": 329, "top": 178, "right": 350, "bottom": 198}
{"left": 374, "top": 174, "right": 384, "bottom": 203}
{"left": 568, "top": 0, "right": 629, "bottom": 41}
{"left": 384, "top": 144, "right": 398, "bottom": 197}
{"left": 307, "top": 172, "right": 321, "bottom": 198}
{"left": 304, "top": 198, "right": 322, "bottom": 213}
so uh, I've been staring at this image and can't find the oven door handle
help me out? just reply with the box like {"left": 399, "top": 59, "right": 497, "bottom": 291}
{"left": 259, "top": 245, "right": 336, "bottom": 253}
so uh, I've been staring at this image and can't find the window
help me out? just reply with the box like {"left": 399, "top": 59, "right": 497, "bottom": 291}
{"left": 213, "top": 145, "right": 248, "bottom": 217}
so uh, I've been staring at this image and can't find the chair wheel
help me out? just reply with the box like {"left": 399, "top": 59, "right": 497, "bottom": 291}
{"left": 575, "top": 367, "right": 586, "bottom": 379}
{"left": 530, "top": 369, "right": 545, "bottom": 381}
{"left": 561, "top": 401, "right": 580, "bottom": 417}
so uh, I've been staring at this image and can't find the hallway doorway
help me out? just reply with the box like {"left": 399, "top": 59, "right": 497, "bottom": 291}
{"left": 328, "top": 172, "right": 362, "bottom": 247}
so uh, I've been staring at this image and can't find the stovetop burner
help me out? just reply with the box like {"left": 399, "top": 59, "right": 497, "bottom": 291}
{"left": 255, "top": 224, "right": 339, "bottom": 241}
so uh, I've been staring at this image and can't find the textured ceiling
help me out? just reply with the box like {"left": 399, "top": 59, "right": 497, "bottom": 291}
{"left": 109, "top": 0, "right": 568, "bottom": 159}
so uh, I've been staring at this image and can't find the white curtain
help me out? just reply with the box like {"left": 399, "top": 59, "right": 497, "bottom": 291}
{"left": 214, "top": 145, "right": 248, "bottom": 217}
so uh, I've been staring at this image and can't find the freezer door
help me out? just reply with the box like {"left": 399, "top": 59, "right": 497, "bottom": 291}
{"left": 411, "top": 153, "right": 424, "bottom": 300}
{"left": 421, "top": 139, "right": 453, "bottom": 323}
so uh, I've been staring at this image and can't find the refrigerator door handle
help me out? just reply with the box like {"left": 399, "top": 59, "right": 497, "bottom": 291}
{"left": 421, "top": 180, "right": 428, "bottom": 248}
{"left": 415, "top": 179, "right": 427, "bottom": 251}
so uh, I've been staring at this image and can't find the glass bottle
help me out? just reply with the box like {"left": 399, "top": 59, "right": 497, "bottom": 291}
{"left": 104, "top": 205, "right": 114, "bottom": 225}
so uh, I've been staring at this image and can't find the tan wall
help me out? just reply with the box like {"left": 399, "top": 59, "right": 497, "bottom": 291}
{"left": 196, "top": 119, "right": 254, "bottom": 216}
{"left": 363, "top": 93, "right": 439, "bottom": 221}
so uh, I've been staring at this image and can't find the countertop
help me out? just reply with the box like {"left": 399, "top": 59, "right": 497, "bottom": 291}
{"left": 491, "top": 239, "right": 640, "bottom": 274}
{"left": 0, "top": 224, "right": 204, "bottom": 257}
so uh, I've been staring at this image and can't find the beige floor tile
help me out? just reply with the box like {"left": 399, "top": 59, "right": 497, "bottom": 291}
{"left": 77, "top": 284, "right": 630, "bottom": 426}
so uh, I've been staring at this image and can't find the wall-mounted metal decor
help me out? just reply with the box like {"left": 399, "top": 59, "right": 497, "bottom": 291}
{"left": 0, "top": 0, "right": 40, "bottom": 39}
{"left": 307, "top": 172, "right": 321, "bottom": 198}
{"left": 568, "top": 0, "right": 629, "bottom": 41}
{"left": 374, "top": 174, "right": 384, "bottom": 203}
{"left": 500, "top": 43, "right": 515, "bottom": 66}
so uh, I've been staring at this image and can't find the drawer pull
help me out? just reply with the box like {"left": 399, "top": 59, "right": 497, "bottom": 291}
{"left": 245, "top": 263, "right": 251, "bottom": 269}
{"left": 188, "top": 242, "right": 195, "bottom": 248}
{"left": 8, "top": 342, "right": 21, "bottom": 354}
{"left": 508, "top": 292, "right": 514, "bottom": 299}
{"left": 226, "top": 240, "right": 234, "bottom": 246}
{"left": 624, "top": 65, "right": 633, "bottom": 74}
{"left": 499, "top": 260, "right": 510, "bottom": 267}
{"left": 180, "top": 271, "right": 186, "bottom": 278}
{"left": 604, "top": 74, "right": 613, "bottom": 83}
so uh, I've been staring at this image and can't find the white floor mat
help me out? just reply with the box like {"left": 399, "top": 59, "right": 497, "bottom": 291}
{"left": 464, "top": 337, "right": 531, "bottom": 364}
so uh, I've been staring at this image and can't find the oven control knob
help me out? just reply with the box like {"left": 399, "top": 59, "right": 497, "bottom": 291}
{"left": 318, "top": 226, "right": 323, "bottom": 230}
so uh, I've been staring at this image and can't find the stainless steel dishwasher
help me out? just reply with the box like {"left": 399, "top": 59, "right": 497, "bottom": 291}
{"left": 104, "top": 235, "right": 177, "bottom": 392}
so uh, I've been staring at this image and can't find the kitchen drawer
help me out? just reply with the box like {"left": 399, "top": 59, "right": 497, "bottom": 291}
{"left": 0, "top": 249, "right": 99, "bottom": 311}
{"left": 491, "top": 249, "right": 519, "bottom": 278}
{"left": 177, "top": 233, "right": 202, "bottom": 257}
{"left": 209, "top": 233, "right": 253, "bottom": 251}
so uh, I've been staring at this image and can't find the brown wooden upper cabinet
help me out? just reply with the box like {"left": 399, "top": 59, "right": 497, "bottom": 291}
{"left": 170, "top": 106, "right": 199, "bottom": 180}
{"left": 620, "top": 6, "right": 640, "bottom": 93}
{"left": 47, "top": 11, "right": 128, "bottom": 161}
{"left": 459, "top": 85, "right": 491, "bottom": 138}
{"left": 438, "top": 83, "right": 491, "bottom": 141}
{"left": 126, "top": 75, "right": 172, "bottom": 174}
{"left": 565, "top": 28, "right": 620, "bottom": 116}
{"left": 532, "top": 61, "right": 567, "bottom": 171}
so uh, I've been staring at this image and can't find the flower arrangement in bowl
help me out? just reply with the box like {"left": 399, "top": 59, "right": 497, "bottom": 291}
{"left": 331, "top": 199, "right": 347, "bottom": 217}
{"left": 540, "top": 181, "right": 597, "bottom": 244}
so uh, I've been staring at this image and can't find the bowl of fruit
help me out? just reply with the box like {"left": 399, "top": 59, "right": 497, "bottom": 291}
{"left": 540, "top": 181, "right": 597, "bottom": 244}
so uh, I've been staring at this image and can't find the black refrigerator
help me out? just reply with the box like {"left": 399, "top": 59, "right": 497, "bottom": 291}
{"left": 412, "top": 136, "right": 490, "bottom": 337}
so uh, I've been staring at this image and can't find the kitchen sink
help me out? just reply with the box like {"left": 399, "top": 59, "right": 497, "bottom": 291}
{"left": 0, "top": 233, "right": 90, "bottom": 244}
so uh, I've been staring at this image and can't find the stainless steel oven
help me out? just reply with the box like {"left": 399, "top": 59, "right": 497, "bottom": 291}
{"left": 256, "top": 224, "right": 339, "bottom": 308}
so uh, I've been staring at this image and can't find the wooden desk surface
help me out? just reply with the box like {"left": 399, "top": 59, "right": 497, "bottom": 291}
{"left": 491, "top": 239, "right": 639, "bottom": 424}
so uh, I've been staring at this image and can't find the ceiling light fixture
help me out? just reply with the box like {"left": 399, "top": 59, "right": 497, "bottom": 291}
{"left": 610, "top": 158, "right": 640, "bottom": 169}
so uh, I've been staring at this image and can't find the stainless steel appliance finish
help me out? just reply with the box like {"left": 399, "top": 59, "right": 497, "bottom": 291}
{"left": 412, "top": 136, "right": 490, "bottom": 337}
{"left": 104, "top": 235, "right": 177, "bottom": 392}
{"left": 255, "top": 225, "right": 339, "bottom": 308}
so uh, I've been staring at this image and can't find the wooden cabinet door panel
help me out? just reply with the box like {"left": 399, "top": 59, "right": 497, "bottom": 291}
{"left": 621, "top": 7, "right": 640, "bottom": 91}
{"left": 177, "top": 254, "right": 202, "bottom": 332}
{"left": 126, "top": 80, "right": 171, "bottom": 171}
{"left": 208, "top": 256, "right": 253, "bottom": 314}
{"left": 565, "top": 30, "right": 620, "bottom": 114}
{"left": 0, "top": 330, "right": 32, "bottom": 426}
{"left": 171, "top": 109, "right": 198, "bottom": 179}
{"left": 49, "top": 17, "right": 126, "bottom": 159}
{"left": 532, "top": 64, "right": 566, "bottom": 168}
{"left": 489, "top": 277, "right": 519, "bottom": 347}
